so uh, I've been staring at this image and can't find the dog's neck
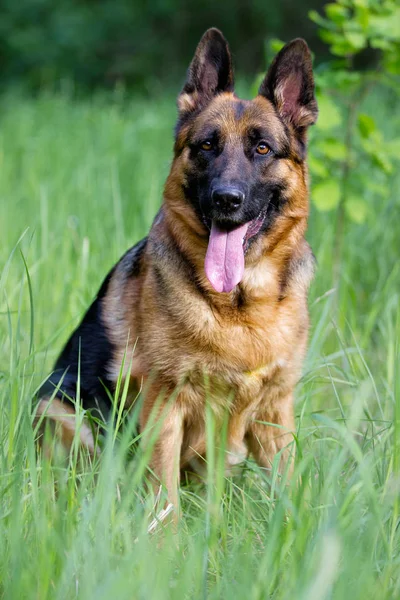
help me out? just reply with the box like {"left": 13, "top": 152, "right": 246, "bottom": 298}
{"left": 158, "top": 196, "right": 309, "bottom": 306}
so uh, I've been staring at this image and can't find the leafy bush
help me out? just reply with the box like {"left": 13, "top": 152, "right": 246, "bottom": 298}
{"left": 259, "top": 0, "right": 400, "bottom": 283}
{"left": 310, "top": 0, "right": 400, "bottom": 216}
{"left": 309, "top": 0, "right": 400, "bottom": 285}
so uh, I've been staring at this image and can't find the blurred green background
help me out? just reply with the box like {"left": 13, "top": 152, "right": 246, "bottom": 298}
{"left": 0, "top": 0, "right": 366, "bottom": 90}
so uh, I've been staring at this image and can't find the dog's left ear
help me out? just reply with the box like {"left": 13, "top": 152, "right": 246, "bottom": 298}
{"left": 259, "top": 39, "right": 318, "bottom": 133}
{"left": 178, "top": 28, "right": 234, "bottom": 115}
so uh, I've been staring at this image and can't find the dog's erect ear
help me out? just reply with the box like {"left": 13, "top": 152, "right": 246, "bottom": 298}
{"left": 178, "top": 28, "right": 234, "bottom": 115}
{"left": 259, "top": 39, "right": 318, "bottom": 133}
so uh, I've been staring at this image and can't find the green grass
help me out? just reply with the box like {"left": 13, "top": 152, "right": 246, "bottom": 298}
{"left": 0, "top": 89, "right": 399, "bottom": 600}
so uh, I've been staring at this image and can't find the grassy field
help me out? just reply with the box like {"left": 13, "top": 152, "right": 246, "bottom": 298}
{"left": 0, "top": 89, "right": 399, "bottom": 599}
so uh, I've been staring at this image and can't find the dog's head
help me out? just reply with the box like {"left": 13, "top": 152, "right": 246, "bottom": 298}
{"left": 168, "top": 28, "right": 318, "bottom": 293}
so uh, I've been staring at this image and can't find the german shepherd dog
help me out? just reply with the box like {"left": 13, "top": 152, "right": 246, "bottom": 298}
{"left": 36, "top": 28, "right": 317, "bottom": 515}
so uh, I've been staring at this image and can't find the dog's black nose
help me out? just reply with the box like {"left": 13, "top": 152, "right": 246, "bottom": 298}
{"left": 212, "top": 187, "right": 244, "bottom": 212}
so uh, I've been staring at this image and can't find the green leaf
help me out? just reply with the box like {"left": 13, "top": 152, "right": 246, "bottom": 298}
{"left": 369, "top": 10, "right": 400, "bottom": 41}
{"left": 325, "top": 3, "right": 349, "bottom": 23}
{"left": 345, "top": 196, "right": 368, "bottom": 224}
{"left": 317, "top": 94, "right": 342, "bottom": 131}
{"left": 370, "top": 38, "right": 392, "bottom": 50}
{"left": 360, "top": 130, "right": 393, "bottom": 170}
{"left": 269, "top": 38, "right": 285, "bottom": 53}
{"left": 331, "top": 41, "right": 358, "bottom": 56}
{"left": 371, "top": 152, "right": 393, "bottom": 175}
{"left": 320, "top": 30, "right": 341, "bottom": 45}
{"left": 355, "top": 6, "right": 369, "bottom": 30}
{"left": 343, "top": 31, "right": 366, "bottom": 51}
{"left": 309, "top": 10, "right": 332, "bottom": 28}
{"left": 358, "top": 114, "right": 376, "bottom": 139}
{"left": 312, "top": 180, "right": 341, "bottom": 211}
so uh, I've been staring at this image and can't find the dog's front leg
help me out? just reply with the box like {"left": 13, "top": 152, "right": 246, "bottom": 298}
{"left": 246, "top": 393, "right": 295, "bottom": 477}
{"left": 140, "top": 390, "right": 184, "bottom": 524}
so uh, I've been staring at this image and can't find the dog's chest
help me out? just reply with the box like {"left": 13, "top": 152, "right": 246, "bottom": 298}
{"left": 176, "top": 352, "right": 285, "bottom": 419}
{"left": 136, "top": 272, "right": 304, "bottom": 416}
{"left": 157, "top": 297, "right": 294, "bottom": 380}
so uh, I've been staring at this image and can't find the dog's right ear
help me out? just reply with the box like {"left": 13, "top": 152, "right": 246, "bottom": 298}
{"left": 258, "top": 39, "right": 318, "bottom": 134}
{"left": 178, "top": 28, "right": 234, "bottom": 116}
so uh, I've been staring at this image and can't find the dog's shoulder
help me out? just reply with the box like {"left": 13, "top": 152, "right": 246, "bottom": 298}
{"left": 114, "top": 236, "right": 149, "bottom": 281}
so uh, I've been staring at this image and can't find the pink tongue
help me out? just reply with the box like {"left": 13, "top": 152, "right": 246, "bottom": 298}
{"left": 205, "top": 221, "right": 249, "bottom": 293}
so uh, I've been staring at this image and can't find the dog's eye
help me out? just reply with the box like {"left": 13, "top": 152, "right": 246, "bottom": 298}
{"left": 201, "top": 140, "right": 213, "bottom": 151}
{"left": 256, "top": 142, "right": 271, "bottom": 155}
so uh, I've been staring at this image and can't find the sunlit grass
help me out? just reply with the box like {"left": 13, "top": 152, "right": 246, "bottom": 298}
{"left": 0, "top": 90, "right": 399, "bottom": 599}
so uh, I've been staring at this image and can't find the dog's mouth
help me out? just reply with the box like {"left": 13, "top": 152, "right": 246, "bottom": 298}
{"left": 204, "top": 210, "right": 267, "bottom": 293}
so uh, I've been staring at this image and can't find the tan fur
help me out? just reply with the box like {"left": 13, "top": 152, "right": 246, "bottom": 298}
{"left": 177, "top": 92, "right": 199, "bottom": 113}
{"left": 34, "top": 397, "right": 98, "bottom": 457}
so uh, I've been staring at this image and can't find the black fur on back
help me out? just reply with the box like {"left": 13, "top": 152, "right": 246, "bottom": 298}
{"left": 38, "top": 237, "right": 148, "bottom": 421}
